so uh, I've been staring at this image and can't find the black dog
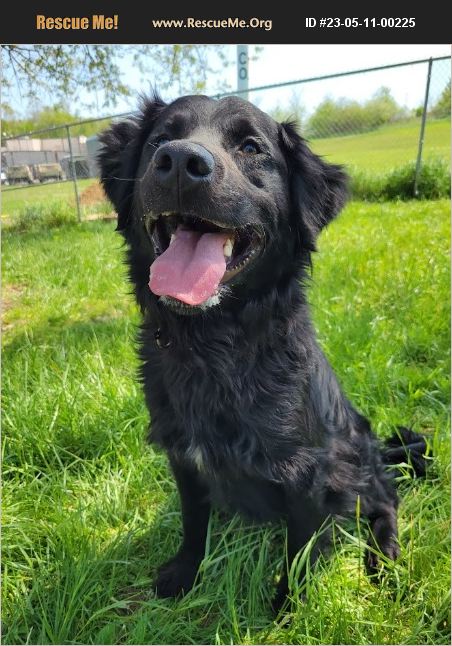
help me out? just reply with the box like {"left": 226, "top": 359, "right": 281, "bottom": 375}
{"left": 99, "top": 94, "right": 427, "bottom": 611}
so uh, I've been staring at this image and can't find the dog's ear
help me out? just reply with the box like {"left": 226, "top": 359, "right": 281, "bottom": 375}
{"left": 98, "top": 95, "right": 166, "bottom": 231}
{"left": 98, "top": 119, "right": 140, "bottom": 230}
{"left": 280, "top": 121, "right": 349, "bottom": 251}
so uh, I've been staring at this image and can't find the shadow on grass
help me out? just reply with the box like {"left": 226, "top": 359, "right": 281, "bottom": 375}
{"left": 3, "top": 314, "right": 284, "bottom": 643}
{"left": 3, "top": 488, "right": 285, "bottom": 645}
{"left": 3, "top": 314, "right": 449, "bottom": 644}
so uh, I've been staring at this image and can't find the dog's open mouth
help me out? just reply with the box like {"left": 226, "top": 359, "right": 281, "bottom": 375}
{"left": 146, "top": 213, "right": 263, "bottom": 307}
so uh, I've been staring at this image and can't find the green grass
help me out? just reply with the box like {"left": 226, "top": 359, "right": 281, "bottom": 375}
{"left": 311, "top": 118, "right": 451, "bottom": 171}
{"left": 2, "top": 201, "right": 450, "bottom": 644}
{"left": 1, "top": 179, "right": 96, "bottom": 218}
{"left": 351, "top": 158, "right": 450, "bottom": 201}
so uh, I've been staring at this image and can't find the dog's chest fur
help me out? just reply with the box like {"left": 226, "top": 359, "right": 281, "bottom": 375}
{"left": 140, "top": 314, "right": 321, "bottom": 516}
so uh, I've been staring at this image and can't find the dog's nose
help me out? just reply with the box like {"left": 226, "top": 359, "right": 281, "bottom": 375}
{"left": 153, "top": 141, "right": 214, "bottom": 190}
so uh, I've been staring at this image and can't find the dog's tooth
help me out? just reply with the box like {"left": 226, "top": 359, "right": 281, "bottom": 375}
{"left": 223, "top": 239, "right": 233, "bottom": 258}
{"left": 170, "top": 233, "right": 176, "bottom": 245}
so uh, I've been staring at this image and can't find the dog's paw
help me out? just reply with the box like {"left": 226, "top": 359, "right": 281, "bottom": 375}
{"left": 154, "top": 553, "right": 200, "bottom": 598}
{"left": 365, "top": 539, "right": 400, "bottom": 576}
{"left": 271, "top": 587, "right": 290, "bottom": 616}
{"left": 271, "top": 575, "right": 296, "bottom": 617}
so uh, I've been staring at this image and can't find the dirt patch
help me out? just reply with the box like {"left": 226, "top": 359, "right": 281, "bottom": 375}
{"left": 2, "top": 283, "right": 27, "bottom": 331}
{"left": 79, "top": 181, "right": 108, "bottom": 206}
{"left": 2, "top": 283, "right": 26, "bottom": 311}
{"left": 83, "top": 212, "right": 116, "bottom": 221}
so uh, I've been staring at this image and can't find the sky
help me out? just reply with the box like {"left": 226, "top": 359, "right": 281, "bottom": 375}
{"left": 7, "top": 44, "right": 451, "bottom": 120}
{"left": 234, "top": 44, "right": 451, "bottom": 114}
{"left": 103, "top": 44, "right": 451, "bottom": 120}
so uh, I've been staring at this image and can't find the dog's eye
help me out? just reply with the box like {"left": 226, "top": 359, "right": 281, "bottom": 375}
{"left": 240, "top": 140, "right": 260, "bottom": 155}
{"left": 153, "top": 136, "right": 170, "bottom": 148}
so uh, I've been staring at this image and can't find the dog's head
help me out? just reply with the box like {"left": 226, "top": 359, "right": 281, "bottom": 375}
{"left": 99, "top": 94, "right": 348, "bottom": 315}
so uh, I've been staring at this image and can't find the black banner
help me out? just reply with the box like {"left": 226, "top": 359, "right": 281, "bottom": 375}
{"left": 1, "top": 1, "right": 451, "bottom": 44}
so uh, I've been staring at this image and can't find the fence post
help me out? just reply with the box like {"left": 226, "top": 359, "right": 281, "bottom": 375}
{"left": 66, "top": 125, "right": 82, "bottom": 222}
{"left": 414, "top": 58, "right": 433, "bottom": 197}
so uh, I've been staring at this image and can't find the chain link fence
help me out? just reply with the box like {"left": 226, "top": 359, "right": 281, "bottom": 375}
{"left": 1, "top": 56, "right": 450, "bottom": 223}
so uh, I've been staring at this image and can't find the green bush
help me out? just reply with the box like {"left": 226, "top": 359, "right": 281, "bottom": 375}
{"left": 350, "top": 158, "right": 450, "bottom": 201}
{"left": 307, "top": 87, "right": 408, "bottom": 138}
{"left": 14, "top": 200, "right": 78, "bottom": 231}
{"left": 431, "top": 81, "right": 451, "bottom": 119}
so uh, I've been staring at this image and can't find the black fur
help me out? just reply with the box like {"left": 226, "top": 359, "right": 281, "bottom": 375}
{"left": 98, "top": 94, "right": 428, "bottom": 611}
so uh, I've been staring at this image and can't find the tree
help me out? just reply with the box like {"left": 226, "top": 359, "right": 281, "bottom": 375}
{"left": 2, "top": 44, "right": 231, "bottom": 113}
{"left": 268, "top": 91, "right": 306, "bottom": 128}
{"left": 430, "top": 81, "right": 451, "bottom": 119}
{"left": 1, "top": 104, "right": 104, "bottom": 139}
{"left": 306, "top": 87, "right": 406, "bottom": 138}
{"left": 365, "top": 86, "right": 406, "bottom": 127}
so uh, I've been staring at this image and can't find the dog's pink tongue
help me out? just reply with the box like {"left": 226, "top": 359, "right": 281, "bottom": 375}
{"left": 149, "top": 228, "right": 229, "bottom": 305}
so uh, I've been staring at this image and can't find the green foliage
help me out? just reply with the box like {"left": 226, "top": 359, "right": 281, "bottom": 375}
{"left": 2, "top": 105, "right": 108, "bottom": 139}
{"left": 136, "top": 44, "right": 231, "bottom": 97}
{"left": 5, "top": 104, "right": 77, "bottom": 134}
{"left": 268, "top": 92, "right": 306, "bottom": 127}
{"left": 2, "top": 201, "right": 450, "bottom": 644}
{"left": 350, "top": 158, "right": 450, "bottom": 201}
{"left": 366, "top": 87, "right": 406, "bottom": 124}
{"left": 13, "top": 200, "right": 78, "bottom": 231}
{"left": 307, "top": 87, "right": 408, "bottom": 138}
{"left": 431, "top": 81, "right": 451, "bottom": 119}
{"left": 2, "top": 44, "right": 232, "bottom": 115}
{"left": 2, "top": 45, "right": 130, "bottom": 110}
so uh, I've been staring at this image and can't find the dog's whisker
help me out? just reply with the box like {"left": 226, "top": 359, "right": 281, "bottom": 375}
{"left": 100, "top": 175, "right": 137, "bottom": 182}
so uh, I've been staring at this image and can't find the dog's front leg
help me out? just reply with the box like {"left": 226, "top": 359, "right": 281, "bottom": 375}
{"left": 154, "top": 456, "right": 210, "bottom": 598}
{"left": 273, "top": 494, "right": 329, "bottom": 613}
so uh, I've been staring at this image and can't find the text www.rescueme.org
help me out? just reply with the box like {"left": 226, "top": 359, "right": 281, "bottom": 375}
{"left": 151, "top": 17, "right": 273, "bottom": 31}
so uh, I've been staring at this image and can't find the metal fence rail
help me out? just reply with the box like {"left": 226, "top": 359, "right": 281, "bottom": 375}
{"left": 1, "top": 56, "right": 450, "bottom": 221}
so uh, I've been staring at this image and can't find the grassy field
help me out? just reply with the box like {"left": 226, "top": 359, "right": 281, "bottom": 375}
{"left": 1, "top": 118, "right": 450, "bottom": 219}
{"left": 311, "top": 118, "right": 450, "bottom": 171}
{"left": 1, "top": 179, "right": 97, "bottom": 218}
{"left": 2, "top": 200, "right": 450, "bottom": 645}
